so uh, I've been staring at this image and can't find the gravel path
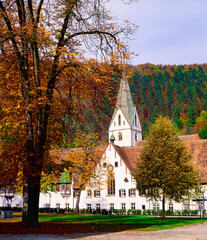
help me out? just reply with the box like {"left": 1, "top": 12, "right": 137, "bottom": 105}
{"left": 1, "top": 221, "right": 207, "bottom": 240}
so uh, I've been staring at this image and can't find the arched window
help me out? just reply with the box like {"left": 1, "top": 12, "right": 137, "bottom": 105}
{"left": 108, "top": 176, "right": 115, "bottom": 195}
{"left": 135, "top": 133, "right": 138, "bottom": 141}
{"left": 118, "top": 114, "right": 121, "bottom": 125}
{"left": 118, "top": 132, "right": 122, "bottom": 141}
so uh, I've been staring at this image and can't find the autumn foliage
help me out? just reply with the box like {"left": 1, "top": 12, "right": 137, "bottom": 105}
{"left": 0, "top": 0, "right": 136, "bottom": 226}
{"left": 134, "top": 116, "right": 200, "bottom": 219}
{"left": 63, "top": 132, "right": 106, "bottom": 213}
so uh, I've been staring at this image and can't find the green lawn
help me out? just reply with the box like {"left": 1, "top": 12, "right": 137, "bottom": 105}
{"left": 37, "top": 214, "right": 207, "bottom": 231}
{"left": 2, "top": 213, "right": 207, "bottom": 233}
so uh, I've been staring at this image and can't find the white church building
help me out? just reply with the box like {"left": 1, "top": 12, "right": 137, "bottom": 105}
{"left": 1, "top": 75, "right": 207, "bottom": 213}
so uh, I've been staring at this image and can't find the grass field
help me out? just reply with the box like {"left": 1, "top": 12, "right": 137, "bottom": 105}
{"left": 1, "top": 213, "right": 207, "bottom": 234}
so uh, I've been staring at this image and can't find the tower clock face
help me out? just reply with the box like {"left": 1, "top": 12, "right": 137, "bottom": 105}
{"left": 108, "top": 165, "right": 113, "bottom": 171}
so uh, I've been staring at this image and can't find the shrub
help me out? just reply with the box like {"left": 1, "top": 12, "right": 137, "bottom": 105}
{"left": 174, "top": 210, "right": 181, "bottom": 216}
{"left": 190, "top": 210, "right": 199, "bottom": 216}
{"left": 142, "top": 210, "right": 147, "bottom": 215}
{"left": 199, "top": 126, "right": 207, "bottom": 139}
{"left": 80, "top": 209, "right": 86, "bottom": 214}
{"left": 136, "top": 209, "right": 142, "bottom": 215}
{"left": 146, "top": 209, "right": 152, "bottom": 215}
{"left": 101, "top": 209, "right": 109, "bottom": 215}
{"left": 166, "top": 210, "right": 174, "bottom": 216}
{"left": 86, "top": 208, "right": 92, "bottom": 214}
{"left": 182, "top": 210, "right": 190, "bottom": 216}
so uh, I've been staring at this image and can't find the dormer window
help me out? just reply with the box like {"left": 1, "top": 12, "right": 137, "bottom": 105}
{"left": 118, "top": 132, "right": 122, "bottom": 141}
{"left": 118, "top": 115, "right": 121, "bottom": 125}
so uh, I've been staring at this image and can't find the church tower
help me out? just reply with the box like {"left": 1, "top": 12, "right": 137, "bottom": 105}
{"left": 108, "top": 74, "right": 142, "bottom": 147}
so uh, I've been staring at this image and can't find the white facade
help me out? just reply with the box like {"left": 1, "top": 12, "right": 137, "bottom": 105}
{"left": 108, "top": 109, "right": 142, "bottom": 147}
{"left": 1, "top": 142, "right": 201, "bottom": 212}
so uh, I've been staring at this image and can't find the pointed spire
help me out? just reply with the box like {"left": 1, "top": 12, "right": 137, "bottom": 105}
{"left": 115, "top": 73, "right": 135, "bottom": 125}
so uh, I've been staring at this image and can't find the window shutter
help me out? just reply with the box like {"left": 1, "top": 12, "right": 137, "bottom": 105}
{"left": 129, "top": 189, "right": 131, "bottom": 197}
{"left": 94, "top": 190, "right": 96, "bottom": 197}
{"left": 119, "top": 190, "right": 121, "bottom": 197}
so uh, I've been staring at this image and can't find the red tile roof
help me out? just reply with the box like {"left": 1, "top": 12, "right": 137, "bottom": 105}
{"left": 116, "top": 137, "right": 207, "bottom": 184}
{"left": 51, "top": 136, "right": 207, "bottom": 184}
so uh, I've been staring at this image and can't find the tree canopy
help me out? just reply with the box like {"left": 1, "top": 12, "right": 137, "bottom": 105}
{"left": 0, "top": 0, "right": 136, "bottom": 226}
{"left": 63, "top": 132, "right": 106, "bottom": 213}
{"left": 134, "top": 116, "right": 200, "bottom": 219}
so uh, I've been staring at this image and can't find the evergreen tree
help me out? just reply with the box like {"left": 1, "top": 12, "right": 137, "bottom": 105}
{"left": 187, "top": 106, "right": 196, "bottom": 127}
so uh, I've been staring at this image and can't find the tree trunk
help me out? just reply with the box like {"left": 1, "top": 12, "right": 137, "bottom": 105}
{"left": 75, "top": 188, "right": 82, "bottom": 214}
{"left": 22, "top": 175, "right": 41, "bottom": 226}
{"left": 161, "top": 195, "right": 166, "bottom": 220}
{"left": 22, "top": 127, "right": 43, "bottom": 227}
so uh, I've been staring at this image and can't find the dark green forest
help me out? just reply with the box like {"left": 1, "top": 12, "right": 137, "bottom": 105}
{"left": 130, "top": 63, "right": 207, "bottom": 138}
{"left": 63, "top": 63, "right": 207, "bottom": 145}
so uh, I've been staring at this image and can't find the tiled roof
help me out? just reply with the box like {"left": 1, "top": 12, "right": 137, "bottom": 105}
{"left": 115, "top": 137, "right": 207, "bottom": 184}
{"left": 51, "top": 137, "right": 207, "bottom": 185}
{"left": 51, "top": 145, "right": 107, "bottom": 163}
{"left": 113, "top": 144, "right": 143, "bottom": 174}
{"left": 186, "top": 139, "right": 207, "bottom": 183}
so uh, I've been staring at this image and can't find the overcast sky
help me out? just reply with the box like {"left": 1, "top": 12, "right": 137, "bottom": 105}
{"left": 108, "top": 0, "right": 207, "bottom": 65}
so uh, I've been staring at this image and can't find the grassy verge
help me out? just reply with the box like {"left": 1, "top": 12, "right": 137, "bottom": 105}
{"left": 0, "top": 213, "right": 207, "bottom": 234}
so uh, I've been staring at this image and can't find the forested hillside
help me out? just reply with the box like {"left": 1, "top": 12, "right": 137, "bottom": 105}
{"left": 63, "top": 63, "right": 207, "bottom": 145}
{"left": 130, "top": 64, "right": 207, "bottom": 138}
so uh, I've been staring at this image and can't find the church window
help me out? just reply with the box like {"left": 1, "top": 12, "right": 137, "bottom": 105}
{"left": 121, "top": 203, "right": 126, "bottom": 209}
{"left": 119, "top": 189, "right": 126, "bottom": 197}
{"left": 169, "top": 203, "right": 173, "bottom": 210}
{"left": 96, "top": 203, "right": 101, "bottom": 210}
{"left": 131, "top": 203, "right": 136, "bottom": 210}
{"left": 94, "top": 190, "right": 101, "bottom": 198}
{"left": 87, "top": 203, "right": 91, "bottom": 209}
{"left": 108, "top": 176, "right": 115, "bottom": 195}
{"left": 110, "top": 203, "right": 114, "bottom": 210}
{"left": 135, "top": 133, "right": 138, "bottom": 141}
{"left": 129, "top": 188, "right": 136, "bottom": 197}
{"left": 118, "top": 115, "right": 121, "bottom": 125}
{"left": 118, "top": 132, "right": 122, "bottom": 141}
